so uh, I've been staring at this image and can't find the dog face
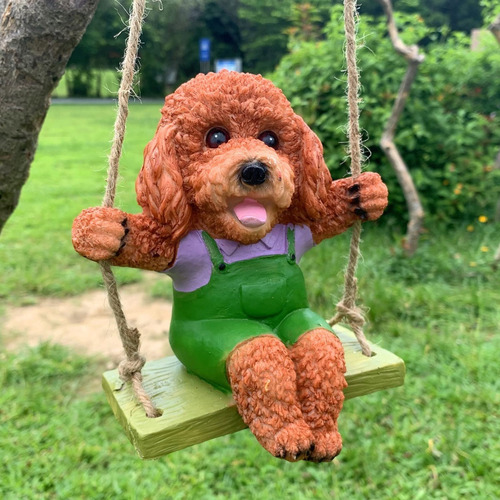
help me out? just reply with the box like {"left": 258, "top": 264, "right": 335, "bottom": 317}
{"left": 136, "top": 71, "right": 332, "bottom": 244}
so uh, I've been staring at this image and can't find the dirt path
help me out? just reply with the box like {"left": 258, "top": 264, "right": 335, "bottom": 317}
{"left": 2, "top": 280, "right": 174, "bottom": 367}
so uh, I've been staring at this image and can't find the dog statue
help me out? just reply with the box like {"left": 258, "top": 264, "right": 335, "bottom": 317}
{"left": 72, "top": 71, "right": 388, "bottom": 462}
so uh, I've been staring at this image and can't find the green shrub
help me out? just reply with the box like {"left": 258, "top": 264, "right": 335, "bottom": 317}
{"left": 272, "top": 7, "right": 500, "bottom": 224}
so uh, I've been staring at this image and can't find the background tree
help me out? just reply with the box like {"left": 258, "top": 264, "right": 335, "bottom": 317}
{"left": 0, "top": 0, "right": 99, "bottom": 235}
{"left": 66, "top": 0, "right": 206, "bottom": 97}
{"left": 201, "top": 0, "right": 242, "bottom": 64}
{"left": 287, "top": 2, "right": 324, "bottom": 42}
{"left": 378, "top": 0, "right": 425, "bottom": 256}
{"left": 238, "top": 0, "right": 333, "bottom": 74}
{"left": 139, "top": 0, "right": 205, "bottom": 96}
{"left": 360, "top": 0, "right": 483, "bottom": 34}
{"left": 238, "top": 0, "right": 293, "bottom": 75}
{"left": 65, "top": 0, "right": 124, "bottom": 97}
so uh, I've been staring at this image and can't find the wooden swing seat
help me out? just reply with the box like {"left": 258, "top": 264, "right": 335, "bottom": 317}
{"left": 102, "top": 325, "right": 405, "bottom": 459}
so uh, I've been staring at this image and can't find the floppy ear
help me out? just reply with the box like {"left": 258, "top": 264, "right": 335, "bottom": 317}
{"left": 136, "top": 121, "right": 192, "bottom": 240}
{"left": 292, "top": 116, "right": 332, "bottom": 221}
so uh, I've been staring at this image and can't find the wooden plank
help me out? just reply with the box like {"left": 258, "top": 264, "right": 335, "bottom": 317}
{"left": 102, "top": 325, "right": 405, "bottom": 459}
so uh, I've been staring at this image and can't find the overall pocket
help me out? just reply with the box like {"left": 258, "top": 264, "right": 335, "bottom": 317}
{"left": 240, "top": 275, "right": 286, "bottom": 318}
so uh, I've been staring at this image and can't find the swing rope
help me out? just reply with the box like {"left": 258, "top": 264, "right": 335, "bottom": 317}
{"left": 100, "top": 0, "right": 370, "bottom": 418}
{"left": 99, "top": 0, "right": 161, "bottom": 418}
{"left": 327, "top": 0, "right": 372, "bottom": 357}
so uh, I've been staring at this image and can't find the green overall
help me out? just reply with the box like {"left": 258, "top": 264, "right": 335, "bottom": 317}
{"left": 169, "top": 229, "right": 334, "bottom": 392}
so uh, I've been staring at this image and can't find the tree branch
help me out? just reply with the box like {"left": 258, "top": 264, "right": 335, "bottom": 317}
{"left": 489, "top": 13, "right": 500, "bottom": 45}
{"left": 377, "top": 0, "right": 425, "bottom": 256}
{"left": 0, "top": 0, "right": 100, "bottom": 234}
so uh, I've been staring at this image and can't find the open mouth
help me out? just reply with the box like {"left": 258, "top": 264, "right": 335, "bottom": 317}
{"left": 233, "top": 198, "right": 268, "bottom": 228}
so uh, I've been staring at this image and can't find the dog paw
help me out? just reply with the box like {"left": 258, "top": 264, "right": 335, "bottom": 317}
{"left": 305, "top": 430, "right": 342, "bottom": 463}
{"left": 347, "top": 172, "right": 388, "bottom": 222}
{"left": 259, "top": 420, "right": 315, "bottom": 462}
{"left": 72, "top": 207, "right": 128, "bottom": 261}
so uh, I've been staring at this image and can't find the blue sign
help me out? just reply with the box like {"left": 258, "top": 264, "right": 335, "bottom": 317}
{"left": 199, "top": 38, "right": 211, "bottom": 63}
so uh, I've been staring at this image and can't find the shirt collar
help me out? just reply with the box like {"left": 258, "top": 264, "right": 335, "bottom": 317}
{"left": 216, "top": 225, "right": 282, "bottom": 256}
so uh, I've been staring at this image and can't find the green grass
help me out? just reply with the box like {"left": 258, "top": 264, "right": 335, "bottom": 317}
{"left": 0, "top": 102, "right": 163, "bottom": 304}
{"left": 1, "top": 104, "right": 499, "bottom": 499}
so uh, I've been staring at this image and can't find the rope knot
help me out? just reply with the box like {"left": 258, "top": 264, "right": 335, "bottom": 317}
{"left": 332, "top": 300, "right": 365, "bottom": 328}
{"left": 118, "top": 352, "right": 146, "bottom": 382}
{"left": 328, "top": 292, "right": 372, "bottom": 357}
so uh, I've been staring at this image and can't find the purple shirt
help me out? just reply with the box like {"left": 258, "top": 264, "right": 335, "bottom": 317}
{"left": 163, "top": 224, "right": 314, "bottom": 292}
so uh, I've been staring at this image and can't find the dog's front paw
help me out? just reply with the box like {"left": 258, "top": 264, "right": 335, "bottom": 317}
{"left": 347, "top": 172, "right": 388, "bottom": 222}
{"left": 72, "top": 207, "right": 128, "bottom": 261}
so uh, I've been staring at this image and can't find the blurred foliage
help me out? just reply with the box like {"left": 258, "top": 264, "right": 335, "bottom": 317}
{"left": 362, "top": 0, "right": 484, "bottom": 34}
{"left": 67, "top": 0, "right": 489, "bottom": 96}
{"left": 479, "top": 0, "right": 500, "bottom": 26}
{"left": 65, "top": 0, "right": 123, "bottom": 96}
{"left": 237, "top": 0, "right": 293, "bottom": 75}
{"left": 238, "top": 0, "right": 332, "bottom": 74}
{"left": 201, "top": 0, "right": 242, "bottom": 62}
{"left": 272, "top": 7, "right": 500, "bottom": 224}
{"left": 139, "top": 0, "right": 205, "bottom": 95}
{"left": 67, "top": 0, "right": 205, "bottom": 96}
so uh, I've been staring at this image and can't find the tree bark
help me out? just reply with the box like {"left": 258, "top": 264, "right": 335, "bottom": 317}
{"left": 377, "top": 0, "right": 425, "bottom": 256}
{"left": 489, "top": 13, "right": 500, "bottom": 45}
{"left": 0, "top": 0, "right": 100, "bottom": 234}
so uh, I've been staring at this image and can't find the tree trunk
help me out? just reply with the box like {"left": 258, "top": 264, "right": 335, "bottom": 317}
{"left": 0, "top": 0, "right": 100, "bottom": 234}
{"left": 377, "top": 0, "right": 425, "bottom": 256}
{"left": 490, "top": 13, "right": 500, "bottom": 45}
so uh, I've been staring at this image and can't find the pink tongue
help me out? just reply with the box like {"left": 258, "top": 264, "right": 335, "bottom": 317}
{"left": 234, "top": 198, "right": 267, "bottom": 227}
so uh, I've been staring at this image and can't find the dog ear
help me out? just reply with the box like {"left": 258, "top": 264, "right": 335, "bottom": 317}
{"left": 293, "top": 116, "right": 332, "bottom": 221}
{"left": 136, "top": 121, "right": 192, "bottom": 239}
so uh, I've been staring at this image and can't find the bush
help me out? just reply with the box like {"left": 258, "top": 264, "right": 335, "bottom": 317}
{"left": 272, "top": 6, "right": 500, "bottom": 224}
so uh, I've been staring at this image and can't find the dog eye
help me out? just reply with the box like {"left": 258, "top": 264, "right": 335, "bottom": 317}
{"left": 258, "top": 131, "right": 279, "bottom": 149}
{"left": 205, "top": 127, "right": 230, "bottom": 148}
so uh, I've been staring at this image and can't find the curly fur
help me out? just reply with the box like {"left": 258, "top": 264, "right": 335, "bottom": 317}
{"left": 72, "top": 71, "right": 389, "bottom": 462}
{"left": 227, "top": 336, "right": 314, "bottom": 462}
{"left": 290, "top": 329, "right": 347, "bottom": 462}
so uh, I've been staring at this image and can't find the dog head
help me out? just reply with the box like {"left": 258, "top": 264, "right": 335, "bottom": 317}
{"left": 136, "top": 71, "right": 332, "bottom": 244}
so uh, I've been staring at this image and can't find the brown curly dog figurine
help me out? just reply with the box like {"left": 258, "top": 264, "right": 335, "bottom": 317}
{"left": 73, "top": 71, "right": 388, "bottom": 462}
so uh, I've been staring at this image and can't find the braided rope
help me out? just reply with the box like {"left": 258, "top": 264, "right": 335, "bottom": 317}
{"left": 328, "top": 0, "right": 372, "bottom": 357}
{"left": 100, "top": 0, "right": 161, "bottom": 418}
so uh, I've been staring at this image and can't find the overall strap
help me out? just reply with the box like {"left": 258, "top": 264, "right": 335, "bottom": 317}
{"left": 201, "top": 231, "right": 227, "bottom": 271}
{"left": 287, "top": 227, "right": 296, "bottom": 262}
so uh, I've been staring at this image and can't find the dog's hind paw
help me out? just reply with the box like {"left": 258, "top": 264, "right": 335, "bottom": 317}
{"left": 259, "top": 420, "right": 315, "bottom": 462}
{"left": 305, "top": 430, "right": 342, "bottom": 463}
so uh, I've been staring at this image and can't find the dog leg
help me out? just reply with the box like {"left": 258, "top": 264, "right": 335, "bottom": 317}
{"left": 289, "top": 328, "right": 347, "bottom": 462}
{"left": 227, "top": 335, "right": 314, "bottom": 461}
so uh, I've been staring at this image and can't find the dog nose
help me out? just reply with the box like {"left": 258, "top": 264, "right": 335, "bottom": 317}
{"left": 240, "top": 161, "right": 268, "bottom": 186}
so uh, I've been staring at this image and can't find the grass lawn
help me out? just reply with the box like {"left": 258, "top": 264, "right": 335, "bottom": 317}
{"left": 1, "top": 103, "right": 499, "bottom": 499}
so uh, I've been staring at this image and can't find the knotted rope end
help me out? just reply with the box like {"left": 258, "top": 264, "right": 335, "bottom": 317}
{"left": 328, "top": 297, "right": 372, "bottom": 357}
{"left": 117, "top": 349, "right": 162, "bottom": 418}
{"left": 118, "top": 351, "right": 146, "bottom": 382}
